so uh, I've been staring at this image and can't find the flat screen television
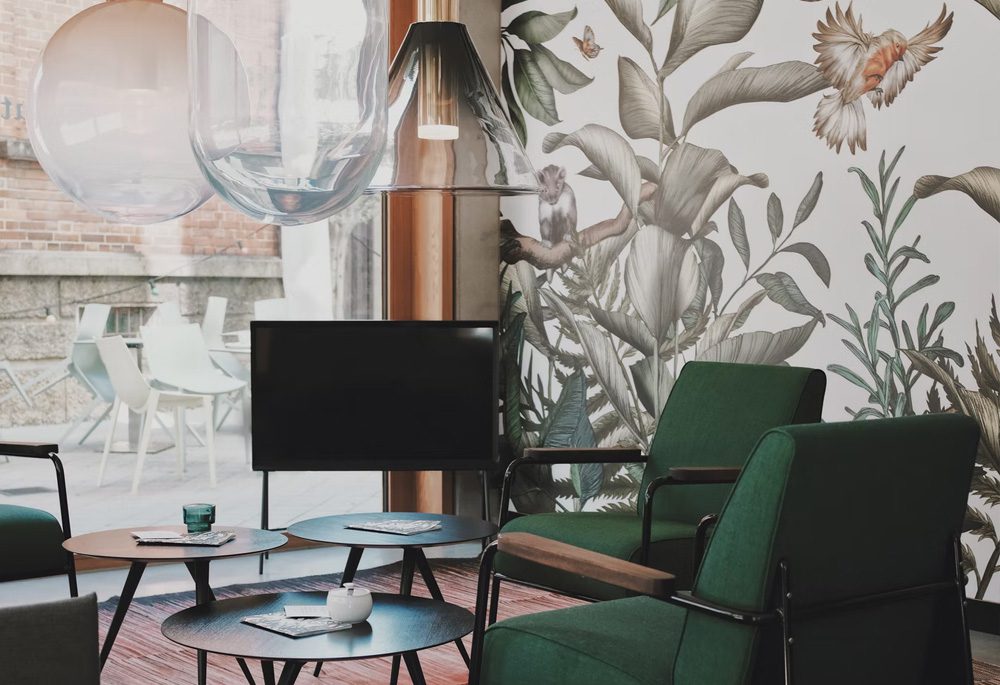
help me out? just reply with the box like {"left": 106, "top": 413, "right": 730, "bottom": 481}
{"left": 251, "top": 320, "right": 498, "bottom": 472}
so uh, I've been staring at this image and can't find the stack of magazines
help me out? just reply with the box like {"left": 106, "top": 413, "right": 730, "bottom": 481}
{"left": 131, "top": 530, "right": 235, "bottom": 546}
{"left": 345, "top": 519, "right": 441, "bottom": 535}
{"left": 242, "top": 612, "right": 351, "bottom": 638}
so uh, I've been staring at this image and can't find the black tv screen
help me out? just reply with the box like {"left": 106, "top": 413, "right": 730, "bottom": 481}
{"left": 251, "top": 321, "right": 498, "bottom": 471}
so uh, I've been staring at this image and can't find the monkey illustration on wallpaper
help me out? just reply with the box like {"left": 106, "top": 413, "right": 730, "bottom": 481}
{"left": 813, "top": 3, "right": 953, "bottom": 153}
{"left": 538, "top": 165, "right": 578, "bottom": 249}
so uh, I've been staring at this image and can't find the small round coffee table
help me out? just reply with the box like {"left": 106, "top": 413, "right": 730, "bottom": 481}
{"left": 288, "top": 512, "right": 497, "bottom": 683}
{"left": 65, "top": 525, "right": 286, "bottom": 685}
{"left": 161, "top": 591, "right": 474, "bottom": 685}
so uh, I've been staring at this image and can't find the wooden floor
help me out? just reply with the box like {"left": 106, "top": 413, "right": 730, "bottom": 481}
{"left": 96, "top": 558, "right": 1000, "bottom": 684}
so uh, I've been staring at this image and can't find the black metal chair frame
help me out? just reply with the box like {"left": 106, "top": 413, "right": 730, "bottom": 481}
{"left": 0, "top": 442, "right": 78, "bottom": 596}
{"left": 469, "top": 536, "right": 974, "bottom": 685}
{"left": 491, "top": 449, "right": 737, "bottom": 619}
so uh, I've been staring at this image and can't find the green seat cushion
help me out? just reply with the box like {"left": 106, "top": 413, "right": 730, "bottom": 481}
{"left": 0, "top": 504, "right": 67, "bottom": 580}
{"left": 496, "top": 512, "right": 698, "bottom": 599}
{"left": 482, "top": 596, "right": 685, "bottom": 685}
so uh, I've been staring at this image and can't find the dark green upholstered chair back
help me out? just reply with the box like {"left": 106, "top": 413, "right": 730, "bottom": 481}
{"left": 673, "top": 414, "right": 979, "bottom": 685}
{"left": 639, "top": 361, "right": 825, "bottom": 524}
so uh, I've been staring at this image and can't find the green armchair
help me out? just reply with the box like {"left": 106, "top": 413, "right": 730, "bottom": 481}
{"left": 472, "top": 414, "right": 979, "bottom": 685}
{"left": 494, "top": 361, "right": 826, "bottom": 607}
{"left": 0, "top": 442, "right": 78, "bottom": 596}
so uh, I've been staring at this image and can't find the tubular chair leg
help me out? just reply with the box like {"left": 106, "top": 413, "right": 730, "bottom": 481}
{"left": 205, "top": 397, "right": 217, "bottom": 488}
{"left": 175, "top": 407, "right": 186, "bottom": 477}
{"left": 131, "top": 403, "right": 157, "bottom": 495}
{"left": 98, "top": 399, "right": 122, "bottom": 487}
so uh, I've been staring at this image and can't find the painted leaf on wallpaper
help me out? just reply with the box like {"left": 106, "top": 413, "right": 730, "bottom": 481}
{"left": 974, "top": 0, "right": 1000, "bottom": 20}
{"left": 661, "top": 0, "right": 764, "bottom": 78}
{"left": 690, "top": 170, "right": 769, "bottom": 238}
{"left": 766, "top": 193, "right": 784, "bottom": 242}
{"left": 781, "top": 243, "right": 832, "bottom": 287}
{"left": 502, "top": 0, "right": 530, "bottom": 9}
{"left": 588, "top": 303, "right": 656, "bottom": 356}
{"left": 539, "top": 370, "right": 597, "bottom": 449}
{"left": 513, "top": 49, "right": 560, "bottom": 126}
{"left": 625, "top": 226, "right": 700, "bottom": 343}
{"left": 532, "top": 44, "right": 594, "bottom": 95}
{"left": 698, "top": 237, "right": 726, "bottom": 312}
{"left": 793, "top": 172, "right": 824, "bottom": 228}
{"left": 501, "top": 67, "right": 528, "bottom": 149}
{"left": 575, "top": 319, "right": 644, "bottom": 441}
{"left": 507, "top": 8, "right": 578, "bottom": 44}
{"left": 504, "top": 260, "right": 551, "bottom": 352}
{"left": 544, "top": 125, "right": 642, "bottom": 215}
{"left": 695, "top": 290, "right": 767, "bottom": 355}
{"left": 655, "top": 143, "right": 753, "bottom": 235}
{"left": 654, "top": 0, "right": 678, "bottom": 24}
{"left": 604, "top": 0, "right": 653, "bottom": 52}
{"left": 914, "top": 167, "right": 1000, "bottom": 223}
{"left": 756, "top": 272, "right": 825, "bottom": 323}
{"left": 581, "top": 156, "right": 660, "bottom": 184}
{"left": 618, "top": 56, "right": 676, "bottom": 143}
{"left": 681, "top": 60, "right": 829, "bottom": 134}
{"left": 697, "top": 320, "right": 818, "bottom": 365}
{"left": 728, "top": 199, "right": 751, "bottom": 269}
{"left": 630, "top": 356, "right": 676, "bottom": 416}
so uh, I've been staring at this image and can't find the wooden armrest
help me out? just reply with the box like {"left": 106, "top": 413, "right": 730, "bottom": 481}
{"left": 497, "top": 532, "right": 674, "bottom": 598}
{"left": 520, "top": 447, "right": 645, "bottom": 465}
{"left": 667, "top": 466, "right": 741, "bottom": 484}
{"left": 0, "top": 442, "right": 59, "bottom": 459}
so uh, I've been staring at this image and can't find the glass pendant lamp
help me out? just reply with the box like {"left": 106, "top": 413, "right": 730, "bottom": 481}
{"left": 28, "top": 0, "right": 214, "bottom": 225}
{"left": 188, "top": 0, "right": 389, "bottom": 226}
{"left": 368, "top": 0, "right": 539, "bottom": 194}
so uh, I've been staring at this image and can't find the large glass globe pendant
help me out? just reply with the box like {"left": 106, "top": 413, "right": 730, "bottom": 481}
{"left": 27, "top": 0, "right": 214, "bottom": 225}
{"left": 188, "top": 0, "right": 389, "bottom": 226}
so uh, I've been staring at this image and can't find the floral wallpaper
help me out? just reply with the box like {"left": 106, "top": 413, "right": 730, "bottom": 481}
{"left": 497, "top": 0, "right": 1000, "bottom": 601}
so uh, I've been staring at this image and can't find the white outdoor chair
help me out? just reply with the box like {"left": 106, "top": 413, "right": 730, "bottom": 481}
{"left": 151, "top": 301, "right": 187, "bottom": 326}
{"left": 96, "top": 336, "right": 216, "bottom": 494}
{"left": 202, "top": 296, "right": 228, "bottom": 350}
{"left": 140, "top": 323, "right": 249, "bottom": 460}
{"left": 201, "top": 297, "right": 252, "bottom": 438}
{"left": 28, "top": 304, "right": 116, "bottom": 444}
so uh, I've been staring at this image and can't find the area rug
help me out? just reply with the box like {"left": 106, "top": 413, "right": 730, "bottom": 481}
{"left": 96, "top": 559, "right": 1000, "bottom": 684}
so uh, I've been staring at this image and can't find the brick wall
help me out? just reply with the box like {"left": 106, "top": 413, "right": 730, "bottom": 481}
{"left": 0, "top": 0, "right": 280, "bottom": 258}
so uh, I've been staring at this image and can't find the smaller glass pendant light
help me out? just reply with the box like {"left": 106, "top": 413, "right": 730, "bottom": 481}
{"left": 187, "top": 0, "right": 389, "bottom": 226}
{"left": 368, "top": 0, "right": 539, "bottom": 194}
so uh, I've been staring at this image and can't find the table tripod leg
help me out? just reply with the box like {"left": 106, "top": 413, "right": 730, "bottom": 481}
{"left": 414, "top": 549, "right": 471, "bottom": 665}
{"left": 278, "top": 661, "right": 304, "bottom": 685}
{"left": 237, "top": 657, "right": 257, "bottom": 685}
{"left": 341, "top": 546, "right": 364, "bottom": 585}
{"left": 402, "top": 652, "right": 427, "bottom": 685}
{"left": 390, "top": 550, "right": 418, "bottom": 685}
{"left": 100, "top": 561, "right": 146, "bottom": 668}
{"left": 188, "top": 560, "right": 212, "bottom": 685}
{"left": 262, "top": 661, "right": 276, "bottom": 685}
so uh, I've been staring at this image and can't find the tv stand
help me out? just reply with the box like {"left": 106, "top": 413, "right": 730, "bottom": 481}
{"left": 257, "top": 469, "right": 493, "bottom": 574}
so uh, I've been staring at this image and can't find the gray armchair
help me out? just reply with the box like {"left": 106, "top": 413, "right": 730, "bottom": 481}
{"left": 0, "top": 594, "right": 100, "bottom": 685}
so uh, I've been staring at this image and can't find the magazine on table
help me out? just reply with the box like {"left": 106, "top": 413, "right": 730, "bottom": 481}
{"left": 242, "top": 612, "right": 352, "bottom": 638}
{"left": 344, "top": 519, "right": 442, "bottom": 536}
{"left": 131, "top": 530, "right": 236, "bottom": 546}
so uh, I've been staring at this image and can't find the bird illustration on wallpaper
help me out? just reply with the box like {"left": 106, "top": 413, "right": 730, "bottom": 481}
{"left": 812, "top": 3, "right": 953, "bottom": 153}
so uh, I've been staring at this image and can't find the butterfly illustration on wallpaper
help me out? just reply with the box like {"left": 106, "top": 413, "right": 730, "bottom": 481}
{"left": 812, "top": 3, "right": 953, "bottom": 154}
{"left": 573, "top": 25, "right": 603, "bottom": 60}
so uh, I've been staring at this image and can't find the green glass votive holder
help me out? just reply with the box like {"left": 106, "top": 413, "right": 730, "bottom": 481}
{"left": 183, "top": 503, "right": 216, "bottom": 533}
